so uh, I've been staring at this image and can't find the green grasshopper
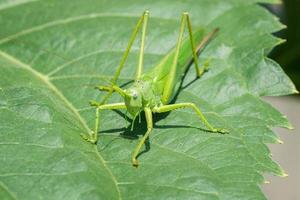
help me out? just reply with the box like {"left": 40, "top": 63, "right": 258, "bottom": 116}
{"left": 82, "top": 10, "right": 227, "bottom": 167}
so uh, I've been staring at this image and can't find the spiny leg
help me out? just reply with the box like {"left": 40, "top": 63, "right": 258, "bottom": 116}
{"left": 136, "top": 10, "right": 149, "bottom": 80}
{"left": 192, "top": 28, "right": 219, "bottom": 76}
{"left": 186, "top": 13, "right": 219, "bottom": 77}
{"left": 95, "top": 85, "right": 114, "bottom": 92}
{"left": 81, "top": 103, "right": 126, "bottom": 143}
{"left": 185, "top": 13, "right": 202, "bottom": 76}
{"left": 186, "top": 13, "right": 220, "bottom": 77}
{"left": 162, "top": 12, "right": 218, "bottom": 104}
{"left": 96, "top": 85, "right": 126, "bottom": 96}
{"left": 161, "top": 12, "right": 186, "bottom": 104}
{"left": 99, "top": 10, "right": 149, "bottom": 105}
{"left": 90, "top": 85, "right": 127, "bottom": 106}
{"left": 152, "top": 103, "right": 228, "bottom": 133}
{"left": 132, "top": 107, "right": 153, "bottom": 167}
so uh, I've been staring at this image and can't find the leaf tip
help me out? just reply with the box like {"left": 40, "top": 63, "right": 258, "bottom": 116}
{"left": 277, "top": 38, "right": 286, "bottom": 45}
{"left": 276, "top": 138, "right": 284, "bottom": 144}
{"left": 282, "top": 116, "right": 294, "bottom": 130}
{"left": 280, "top": 23, "right": 287, "bottom": 29}
{"left": 293, "top": 88, "right": 299, "bottom": 94}
{"left": 277, "top": 167, "right": 289, "bottom": 177}
{"left": 287, "top": 123, "right": 294, "bottom": 130}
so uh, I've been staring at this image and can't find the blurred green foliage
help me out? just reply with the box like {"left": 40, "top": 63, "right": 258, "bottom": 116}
{"left": 269, "top": 0, "right": 300, "bottom": 89}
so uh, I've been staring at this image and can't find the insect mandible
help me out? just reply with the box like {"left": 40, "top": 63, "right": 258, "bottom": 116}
{"left": 81, "top": 10, "right": 228, "bottom": 167}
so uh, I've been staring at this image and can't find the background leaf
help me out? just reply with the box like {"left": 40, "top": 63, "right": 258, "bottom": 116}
{"left": 268, "top": 0, "right": 300, "bottom": 88}
{"left": 0, "top": 0, "right": 297, "bottom": 199}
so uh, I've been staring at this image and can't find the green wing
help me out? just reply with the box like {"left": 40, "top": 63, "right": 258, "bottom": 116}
{"left": 142, "top": 28, "right": 205, "bottom": 99}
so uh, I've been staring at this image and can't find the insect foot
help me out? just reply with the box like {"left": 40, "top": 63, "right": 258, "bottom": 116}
{"left": 211, "top": 128, "right": 229, "bottom": 134}
{"left": 132, "top": 157, "right": 139, "bottom": 168}
{"left": 95, "top": 85, "right": 113, "bottom": 92}
{"left": 89, "top": 100, "right": 100, "bottom": 107}
{"left": 203, "top": 61, "right": 210, "bottom": 72}
{"left": 197, "top": 59, "right": 211, "bottom": 77}
{"left": 80, "top": 133, "right": 97, "bottom": 144}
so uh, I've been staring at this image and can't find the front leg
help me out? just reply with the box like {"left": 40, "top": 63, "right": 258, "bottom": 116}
{"left": 95, "top": 85, "right": 114, "bottom": 92}
{"left": 131, "top": 107, "right": 153, "bottom": 167}
{"left": 81, "top": 103, "right": 126, "bottom": 144}
{"left": 153, "top": 103, "right": 228, "bottom": 134}
{"left": 96, "top": 85, "right": 126, "bottom": 96}
{"left": 99, "top": 11, "right": 149, "bottom": 105}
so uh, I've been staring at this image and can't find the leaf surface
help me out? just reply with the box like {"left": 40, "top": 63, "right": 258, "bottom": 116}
{"left": 0, "top": 0, "right": 296, "bottom": 199}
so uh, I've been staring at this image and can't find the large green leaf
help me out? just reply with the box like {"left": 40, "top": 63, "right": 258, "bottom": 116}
{"left": 0, "top": 0, "right": 297, "bottom": 199}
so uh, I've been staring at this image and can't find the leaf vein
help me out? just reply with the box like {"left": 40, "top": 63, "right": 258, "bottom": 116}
{"left": 0, "top": 13, "right": 177, "bottom": 45}
{"left": 0, "top": 181, "right": 17, "bottom": 200}
{"left": 0, "top": 50, "right": 122, "bottom": 200}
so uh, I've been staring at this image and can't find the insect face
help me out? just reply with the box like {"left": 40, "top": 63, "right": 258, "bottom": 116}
{"left": 124, "top": 87, "right": 143, "bottom": 117}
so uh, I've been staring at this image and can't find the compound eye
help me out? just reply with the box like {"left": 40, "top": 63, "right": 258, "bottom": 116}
{"left": 132, "top": 91, "right": 138, "bottom": 99}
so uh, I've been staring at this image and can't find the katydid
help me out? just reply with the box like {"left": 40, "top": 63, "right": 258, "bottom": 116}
{"left": 82, "top": 10, "right": 228, "bottom": 167}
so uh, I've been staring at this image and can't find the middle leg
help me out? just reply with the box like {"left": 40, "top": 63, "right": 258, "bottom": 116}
{"left": 152, "top": 103, "right": 227, "bottom": 133}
